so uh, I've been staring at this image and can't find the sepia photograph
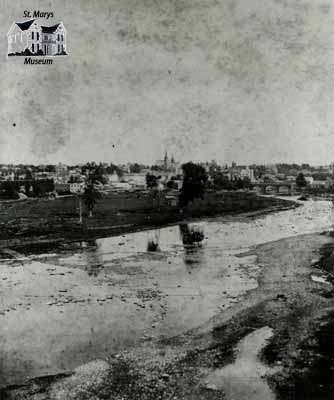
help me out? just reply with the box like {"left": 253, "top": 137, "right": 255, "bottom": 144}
{"left": 1, "top": 1, "right": 334, "bottom": 399}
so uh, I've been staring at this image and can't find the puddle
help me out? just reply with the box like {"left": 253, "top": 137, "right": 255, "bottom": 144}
{"left": 311, "top": 274, "right": 330, "bottom": 284}
{"left": 203, "top": 326, "right": 278, "bottom": 400}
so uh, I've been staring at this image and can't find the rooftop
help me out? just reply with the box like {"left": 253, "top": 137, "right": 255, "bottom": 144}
{"left": 16, "top": 19, "right": 35, "bottom": 31}
{"left": 41, "top": 24, "right": 60, "bottom": 34}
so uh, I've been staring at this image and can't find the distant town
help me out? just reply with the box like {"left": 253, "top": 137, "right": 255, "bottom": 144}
{"left": 0, "top": 152, "right": 333, "bottom": 200}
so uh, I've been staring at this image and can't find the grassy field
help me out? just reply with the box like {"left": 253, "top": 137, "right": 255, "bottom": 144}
{"left": 0, "top": 190, "right": 297, "bottom": 244}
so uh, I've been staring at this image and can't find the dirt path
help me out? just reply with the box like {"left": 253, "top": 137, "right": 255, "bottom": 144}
{"left": 3, "top": 231, "right": 334, "bottom": 400}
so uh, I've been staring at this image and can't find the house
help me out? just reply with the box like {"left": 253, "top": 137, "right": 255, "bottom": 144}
{"left": 107, "top": 171, "right": 120, "bottom": 184}
{"left": 122, "top": 173, "right": 146, "bottom": 187}
{"left": 310, "top": 180, "right": 329, "bottom": 189}
{"left": 55, "top": 163, "right": 69, "bottom": 183}
{"left": 304, "top": 176, "right": 314, "bottom": 185}
{"left": 7, "top": 19, "right": 66, "bottom": 56}
{"left": 70, "top": 182, "right": 85, "bottom": 194}
{"left": 165, "top": 194, "right": 178, "bottom": 207}
{"left": 172, "top": 179, "right": 183, "bottom": 190}
{"left": 240, "top": 167, "right": 256, "bottom": 182}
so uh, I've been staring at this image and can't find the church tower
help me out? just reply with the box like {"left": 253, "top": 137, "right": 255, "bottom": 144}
{"left": 164, "top": 151, "right": 168, "bottom": 170}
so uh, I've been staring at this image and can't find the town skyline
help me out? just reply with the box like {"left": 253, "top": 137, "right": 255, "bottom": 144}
{"left": 1, "top": 153, "right": 334, "bottom": 199}
{"left": 3, "top": 157, "right": 334, "bottom": 168}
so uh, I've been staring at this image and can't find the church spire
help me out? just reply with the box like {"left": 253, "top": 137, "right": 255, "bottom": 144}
{"left": 164, "top": 151, "right": 168, "bottom": 169}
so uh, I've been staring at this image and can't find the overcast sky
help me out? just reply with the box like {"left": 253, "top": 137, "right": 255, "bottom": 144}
{"left": 1, "top": 0, "right": 334, "bottom": 165}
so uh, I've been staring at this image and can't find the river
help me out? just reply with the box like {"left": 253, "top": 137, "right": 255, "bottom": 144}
{"left": 0, "top": 198, "right": 333, "bottom": 387}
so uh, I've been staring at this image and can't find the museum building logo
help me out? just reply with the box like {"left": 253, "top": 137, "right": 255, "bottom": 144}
{"left": 7, "top": 16, "right": 67, "bottom": 64}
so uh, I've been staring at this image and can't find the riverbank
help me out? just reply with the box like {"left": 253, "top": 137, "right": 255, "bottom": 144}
{"left": 4, "top": 230, "right": 334, "bottom": 400}
{"left": 2, "top": 200, "right": 334, "bottom": 399}
{"left": 0, "top": 191, "right": 297, "bottom": 248}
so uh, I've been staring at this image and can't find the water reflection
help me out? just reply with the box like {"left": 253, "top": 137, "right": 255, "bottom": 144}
{"left": 147, "top": 230, "right": 160, "bottom": 252}
{"left": 183, "top": 246, "right": 206, "bottom": 276}
{"left": 179, "top": 224, "right": 206, "bottom": 272}
{"left": 179, "top": 223, "right": 205, "bottom": 247}
{"left": 82, "top": 240, "right": 104, "bottom": 277}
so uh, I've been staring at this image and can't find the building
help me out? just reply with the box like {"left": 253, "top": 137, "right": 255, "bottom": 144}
{"left": 240, "top": 166, "right": 256, "bottom": 182}
{"left": 155, "top": 152, "right": 182, "bottom": 174}
{"left": 304, "top": 176, "right": 314, "bottom": 185}
{"left": 107, "top": 171, "right": 120, "bottom": 184}
{"left": 311, "top": 180, "right": 329, "bottom": 189}
{"left": 227, "top": 165, "right": 256, "bottom": 182}
{"left": 55, "top": 163, "right": 69, "bottom": 183}
{"left": 156, "top": 152, "right": 169, "bottom": 170}
{"left": 7, "top": 19, "right": 66, "bottom": 56}
{"left": 70, "top": 182, "right": 85, "bottom": 194}
{"left": 3, "top": 171, "right": 15, "bottom": 181}
{"left": 121, "top": 173, "right": 146, "bottom": 188}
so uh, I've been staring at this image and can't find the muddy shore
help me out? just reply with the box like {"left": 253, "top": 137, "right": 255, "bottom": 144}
{"left": 3, "top": 221, "right": 334, "bottom": 399}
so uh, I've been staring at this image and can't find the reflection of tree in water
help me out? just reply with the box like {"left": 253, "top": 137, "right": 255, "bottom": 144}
{"left": 183, "top": 244, "right": 206, "bottom": 272}
{"left": 179, "top": 224, "right": 206, "bottom": 272}
{"left": 147, "top": 229, "right": 160, "bottom": 252}
{"left": 81, "top": 240, "right": 104, "bottom": 277}
{"left": 179, "top": 224, "right": 204, "bottom": 246}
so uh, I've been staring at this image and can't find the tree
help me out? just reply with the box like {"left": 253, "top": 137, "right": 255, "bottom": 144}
{"left": 243, "top": 176, "right": 251, "bottom": 188}
{"left": 212, "top": 172, "right": 233, "bottom": 190}
{"left": 106, "top": 163, "right": 123, "bottom": 178}
{"left": 146, "top": 173, "right": 160, "bottom": 189}
{"left": 24, "top": 169, "right": 33, "bottom": 195}
{"left": 296, "top": 172, "right": 307, "bottom": 188}
{"left": 179, "top": 162, "right": 208, "bottom": 207}
{"left": 22, "top": 48, "right": 33, "bottom": 56}
{"left": 90, "top": 165, "right": 107, "bottom": 185}
{"left": 166, "top": 179, "right": 178, "bottom": 190}
{"left": 45, "top": 164, "right": 56, "bottom": 173}
{"left": 24, "top": 169, "right": 33, "bottom": 180}
{"left": 2, "top": 182, "right": 19, "bottom": 199}
{"left": 68, "top": 175, "right": 76, "bottom": 183}
{"left": 32, "top": 180, "right": 54, "bottom": 197}
{"left": 146, "top": 173, "right": 161, "bottom": 210}
{"left": 129, "top": 163, "right": 142, "bottom": 173}
{"left": 235, "top": 177, "right": 251, "bottom": 190}
{"left": 151, "top": 165, "right": 164, "bottom": 172}
{"left": 83, "top": 182, "right": 102, "bottom": 217}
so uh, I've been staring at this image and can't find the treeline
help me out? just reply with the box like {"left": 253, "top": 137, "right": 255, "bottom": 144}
{"left": 80, "top": 162, "right": 123, "bottom": 179}
{"left": 0, "top": 180, "right": 54, "bottom": 200}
